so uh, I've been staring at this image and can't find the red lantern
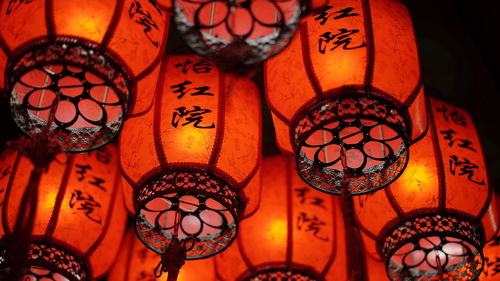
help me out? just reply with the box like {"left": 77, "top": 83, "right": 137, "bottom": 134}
{"left": 119, "top": 54, "right": 261, "bottom": 278}
{"left": 354, "top": 97, "right": 498, "bottom": 281}
{"left": 0, "top": 0, "right": 169, "bottom": 152}
{"left": 108, "top": 227, "right": 216, "bottom": 281}
{"left": 265, "top": 0, "right": 427, "bottom": 195}
{"left": 0, "top": 144, "right": 127, "bottom": 280}
{"left": 214, "top": 155, "right": 347, "bottom": 281}
{"left": 172, "top": 0, "right": 304, "bottom": 67}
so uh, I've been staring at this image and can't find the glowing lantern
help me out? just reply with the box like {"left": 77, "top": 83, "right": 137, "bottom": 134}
{"left": 172, "top": 0, "right": 304, "bottom": 67}
{"left": 0, "top": 144, "right": 127, "bottom": 280}
{"left": 480, "top": 235, "right": 500, "bottom": 280}
{"left": 214, "top": 155, "right": 347, "bottom": 281}
{"left": 354, "top": 97, "right": 498, "bottom": 281}
{"left": 0, "top": 0, "right": 169, "bottom": 152}
{"left": 119, "top": 54, "right": 261, "bottom": 279}
{"left": 108, "top": 227, "right": 216, "bottom": 281}
{"left": 265, "top": 0, "right": 427, "bottom": 195}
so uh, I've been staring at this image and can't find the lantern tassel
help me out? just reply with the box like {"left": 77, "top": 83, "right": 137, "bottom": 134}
{"left": 435, "top": 250, "right": 445, "bottom": 281}
{"left": 340, "top": 147, "right": 368, "bottom": 281}
{"left": 154, "top": 237, "right": 187, "bottom": 281}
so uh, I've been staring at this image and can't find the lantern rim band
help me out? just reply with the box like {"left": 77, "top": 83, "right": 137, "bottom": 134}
{"left": 236, "top": 262, "right": 325, "bottom": 281}
{"left": 381, "top": 213, "right": 484, "bottom": 281}
{"left": 0, "top": 239, "right": 89, "bottom": 281}
{"left": 291, "top": 92, "right": 410, "bottom": 195}
{"left": 6, "top": 36, "right": 134, "bottom": 152}
{"left": 134, "top": 169, "right": 241, "bottom": 259}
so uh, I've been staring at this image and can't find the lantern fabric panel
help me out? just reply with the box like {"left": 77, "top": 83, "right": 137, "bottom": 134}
{"left": 108, "top": 228, "right": 216, "bottom": 281}
{"left": 0, "top": 0, "right": 169, "bottom": 152}
{"left": 0, "top": 144, "right": 127, "bottom": 280}
{"left": 172, "top": 0, "right": 303, "bottom": 66}
{"left": 119, "top": 54, "right": 262, "bottom": 260}
{"left": 215, "top": 155, "right": 347, "bottom": 281}
{"left": 265, "top": 0, "right": 426, "bottom": 195}
{"left": 354, "top": 97, "right": 498, "bottom": 281}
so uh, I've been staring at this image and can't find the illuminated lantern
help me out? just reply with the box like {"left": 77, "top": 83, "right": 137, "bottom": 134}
{"left": 0, "top": 0, "right": 169, "bottom": 152}
{"left": 479, "top": 235, "right": 500, "bottom": 280}
{"left": 0, "top": 144, "right": 127, "bottom": 280}
{"left": 108, "top": 227, "right": 216, "bottom": 281}
{"left": 172, "top": 0, "right": 304, "bottom": 67}
{"left": 119, "top": 54, "right": 261, "bottom": 278}
{"left": 214, "top": 155, "right": 347, "bottom": 281}
{"left": 354, "top": 97, "right": 498, "bottom": 281}
{"left": 265, "top": 0, "right": 427, "bottom": 195}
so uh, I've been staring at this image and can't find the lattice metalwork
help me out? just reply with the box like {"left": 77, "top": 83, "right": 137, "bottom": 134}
{"left": 293, "top": 94, "right": 409, "bottom": 195}
{"left": 0, "top": 241, "right": 87, "bottom": 281}
{"left": 136, "top": 170, "right": 241, "bottom": 259}
{"left": 383, "top": 214, "right": 483, "bottom": 281}
{"left": 8, "top": 38, "right": 132, "bottom": 152}
{"left": 173, "top": 0, "right": 302, "bottom": 66}
{"left": 241, "top": 266, "right": 322, "bottom": 281}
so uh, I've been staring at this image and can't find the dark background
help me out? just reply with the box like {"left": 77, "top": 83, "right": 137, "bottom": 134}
{"left": 1, "top": 0, "right": 499, "bottom": 193}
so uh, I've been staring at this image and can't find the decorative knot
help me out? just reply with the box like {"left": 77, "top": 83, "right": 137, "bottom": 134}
{"left": 154, "top": 237, "right": 187, "bottom": 281}
{"left": 7, "top": 136, "right": 62, "bottom": 170}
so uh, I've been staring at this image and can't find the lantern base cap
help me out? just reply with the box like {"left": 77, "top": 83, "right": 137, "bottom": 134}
{"left": 8, "top": 37, "right": 133, "bottom": 152}
{"left": 382, "top": 213, "right": 484, "bottom": 281}
{"left": 292, "top": 93, "right": 410, "bottom": 195}
{"left": 135, "top": 169, "right": 241, "bottom": 259}
{"left": 238, "top": 263, "right": 324, "bottom": 281}
{"left": 0, "top": 240, "right": 88, "bottom": 281}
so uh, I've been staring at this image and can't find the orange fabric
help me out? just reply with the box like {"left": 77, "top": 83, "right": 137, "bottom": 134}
{"left": 0, "top": 0, "right": 169, "bottom": 114}
{"left": 107, "top": 228, "right": 216, "bottom": 281}
{"left": 119, "top": 54, "right": 262, "bottom": 216}
{"left": 265, "top": 0, "right": 425, "bottom": 153}
{"left": 354, "top": 97, "right": 498, "bottom": 255}
{"left": 0, "top": 144, "right": 127, "bottom": 278}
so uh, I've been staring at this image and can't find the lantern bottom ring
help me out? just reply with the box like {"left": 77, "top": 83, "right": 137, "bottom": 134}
{"left": 7, "top": 37, "right": 133, "bottom": 152}
{"left": 135, "top": 169, "right": 241, "bottom": 259}
{"left": 382, "top": 214, "right": 484, "bottom": 281}
{"left": 0, "top": 240, "right": 88, "bottom": 281}
{"left": 292, "top": 94, "right": 410, "bottom": 195}
{"left": 237, "top": 263, "right": 324, "bottom": 281}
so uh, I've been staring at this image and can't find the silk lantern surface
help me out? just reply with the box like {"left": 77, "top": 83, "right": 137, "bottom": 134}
{"left": 354, "top": 97, "right": 498, "bottom": 281}
{"left": 120, "top": 54, "right": 261, "bottom": 259}
{"left": 265, "top": 0, "right": 427, "bottom": 195}
{"left": 172, "top": 0, "right": 303, "bottom": 66}
{"left": 108, "top": 227, "right": 216, "bottom": 281}
{"left": 0, "top": 0, "right": 169, "bottom": 152}
{"left": 0, "top": 144, "right": 127, "bottom": 281}
{"left": 214, "top": 155, "right": 347, "bottom": 281}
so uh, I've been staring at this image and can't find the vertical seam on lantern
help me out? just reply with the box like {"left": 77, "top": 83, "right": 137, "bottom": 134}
{"left": 153, "top": 54, "right": 169, "bottom": 168}
{"left": 214, "top": 257, "right": 228, "bottom": 281}
{"left": 476, "top": 127, "right": 493, "bottom": 221}
{"left": 404, "top": 7, "right": 424, "bottom": 107}
{"left": 45, "top": 0, "right": 56, "bottom": 38}
{"left": 1, "top": 151, "right": 22, "bottom": 235}
{"left": 84, "top": 170, "right": 121, "bottom": 257}
{"left": 237, "top": 236, "right": 256, "bottom": 273}
{"left": 263, "top": 63, "right": 291, "bottom": 125}
{"left": 44, "top": 154, "right": 75, "bottom": 236}
{"left": 384, "top": 186, "right": 404, "bottom": 216}
{"left": 123, "top": 231, "right": 135, "bottom": 281}
{"left": 300, "top": 23, "right": 323, "bottom": 97}
{"left": 136, "top": 14, "right": 170, "bottom": 81}
{"left": 117, "top": 140, "right": 138, "bottom": 188}
{"left": 427, "top": 97, "right": 447, "bottom": 210}
{"left": 208, "top": 71, "right": 226, "bottom": 169}
{"left": 410, "top": 101, "right": 429, "bottom": 145}
{"left": 361, "top": 0, "right": 375, "bottom": 89}
{"left": 101, "top": 0, "right": 125, "bottom": 47}
{"left": 355, "top": 211, "right": 379, "bottom": 240}
{"left": 285, "top": 157, "right": 293, "bottom": 267}
{"left": 403, "top": 78, "right": 423, "bottom": 108}
{"left": 320, "top": 196, "right": 338, "bottom": 276}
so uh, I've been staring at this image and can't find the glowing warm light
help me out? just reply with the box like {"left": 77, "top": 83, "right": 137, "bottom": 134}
{"left": 266, "top": 219, "right": 287, "bottom": 244}
{"left": 399, "top": 163, "right": 433, "bottom": 193}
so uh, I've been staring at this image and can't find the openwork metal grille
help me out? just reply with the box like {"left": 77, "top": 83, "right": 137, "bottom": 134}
{"left": 382, "top": 214, "right": 483, "bottom": 281}
{"left": 8, "top": 38, "right": 132, "bottom": 152}
{"left": 241, "top": 266, "right": 321, "bottom": 281}
{"left": 0, "top": 241, "right": 87, "bottom": 281}
{"left": 173, "top": 0, "right": 302, "bottom": 66}
{"left": 293, "top": 94, "right": 409, "bottom": 195}
{"left": 136, "top": 170, "right": 241, "bottom": 259}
